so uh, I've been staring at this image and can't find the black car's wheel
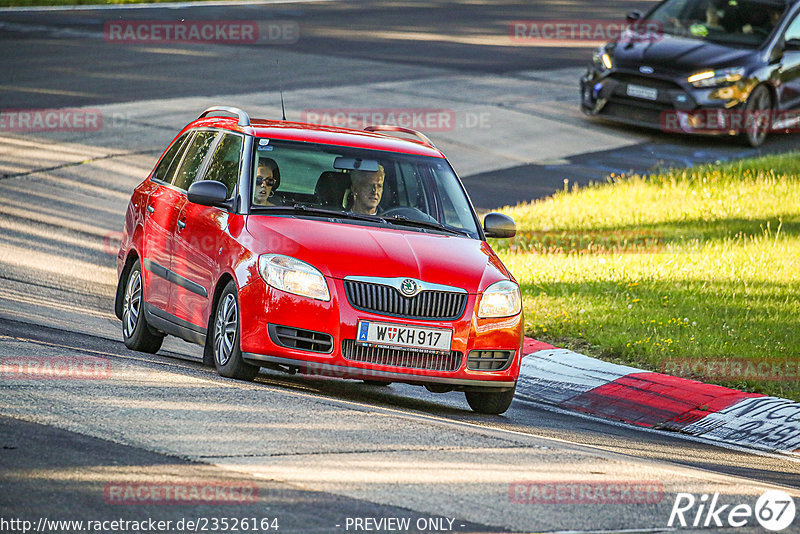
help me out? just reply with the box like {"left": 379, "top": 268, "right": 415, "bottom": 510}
{"left": 212, "top": 281, "right": 259, "bottom": 381}
{"left": 465, "top": 387, "right": 516, "bottom": 415}
{"left": 121, "top": 259, "right": 164, "bottom": 353}
{"left": 742, "top": 84, "right": 772, "bottom": 147}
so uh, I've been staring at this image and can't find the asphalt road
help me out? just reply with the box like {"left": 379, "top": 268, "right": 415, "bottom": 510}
{"left": 1, "top": 1, "right": 800, "bottom": 532}
{"left": 3, "top": 0, "right": 800, "bottom": 208}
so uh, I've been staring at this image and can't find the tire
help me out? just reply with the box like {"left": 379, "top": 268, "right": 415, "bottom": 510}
{"left": 211, "top": 281, "right": 259, "bottom": 381}
{"left": 741, "top": 84, "right": 772, "bottom": 147}
{"left": 465, "top": 387, "right": 516, "bottom": 415}
{"left": 121, "top": 259, "right": 164, "bottom": 354}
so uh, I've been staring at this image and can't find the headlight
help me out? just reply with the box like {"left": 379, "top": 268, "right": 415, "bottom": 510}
{"left": 258, "top": 254, "right": 330, "bottom": 301}
{"left": 592, "top": 46, "right": 613, "bottom": 71}
{"left": 687, "top": 67, "right": 744, "bottom": 88}
{"left": 478, "top": 280, "right": 522, "bottom": 318}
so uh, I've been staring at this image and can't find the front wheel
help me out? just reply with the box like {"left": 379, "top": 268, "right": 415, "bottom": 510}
{"left": 465, "top": 387, "right": 516, "bottom": 415}
{"left": 741, "top": 85, "right": 772, "bottom": 147}
{"left": 121, "top": 259, "right": 164, "bottom": 354}
{"left": 212, "top": 281, "right": 259, "bottom": 381}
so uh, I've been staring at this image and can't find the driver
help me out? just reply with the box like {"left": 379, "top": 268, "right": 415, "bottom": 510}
{"left": 350, "top": 165, "right": 384, "bottom": 215}
{"left": 253, "top": 157, "right": 280, "bottom": 206}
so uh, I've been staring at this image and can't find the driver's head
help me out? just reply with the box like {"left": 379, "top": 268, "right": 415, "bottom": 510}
{"left": 350, "top": 165, "right": 385, "bottom": 214}
{"left": 254, "top": 158, "right": 280, "bottom": 205}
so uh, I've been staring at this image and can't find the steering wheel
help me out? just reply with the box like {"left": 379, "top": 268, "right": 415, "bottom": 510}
{"left": 381, "top": 206, "right": 438, "bottom": 223}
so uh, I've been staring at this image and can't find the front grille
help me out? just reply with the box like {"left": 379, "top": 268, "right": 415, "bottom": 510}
{"left": 608, "top": 73, "right": 683, "bottom": 92}
{"left": 602, "top": 101, "right": 666, "bottom": 128}
{"left": 269, "top": 324, "right": 333, "bottom": 353}
{"left": 467, "top": 350, "right": 514, "bottom": 371}
{"left": 344, "top": 280, "right": 467, "bottom": 320}
{"left": 342, "top": 340, "right": 462, "bottom": 371}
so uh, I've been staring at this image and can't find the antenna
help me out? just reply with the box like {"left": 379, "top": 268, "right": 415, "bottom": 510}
{"left": 276, "top": 58, "right": 286, "bottom": 121}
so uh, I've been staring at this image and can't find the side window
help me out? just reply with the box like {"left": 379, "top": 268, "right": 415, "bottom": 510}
{"left": 152, "top": 132, "right": 190, "bottom": 183}
{"left": 172, "top": 131, "right": 217, "bottom": 191}
{"left": 784, "top": 14, "right": 800, "bottom": 42}
{"left": 204, "top": 133, "right": 243, "bottom": 198}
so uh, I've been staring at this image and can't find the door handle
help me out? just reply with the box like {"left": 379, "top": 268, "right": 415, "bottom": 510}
{"left": 146, "top": 205, "right": 155, "bottom": 213}
{"left": 177, "top": 220, "right": 186, "bottom": 230}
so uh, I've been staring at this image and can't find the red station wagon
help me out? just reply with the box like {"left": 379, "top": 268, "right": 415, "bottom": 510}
{"left": 115, "top": 106, "right": 523, "bottom": 414}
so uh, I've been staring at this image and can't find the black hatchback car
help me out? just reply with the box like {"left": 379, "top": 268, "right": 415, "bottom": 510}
{"left": 581, "top": 0, "right": 800, "bottom": 146}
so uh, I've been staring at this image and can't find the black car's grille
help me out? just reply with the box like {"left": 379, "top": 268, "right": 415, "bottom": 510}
{"left": 608, "top": 73, "right": 683, "bottom": 92}
{"left": 342, "top": 340, "right": 462, "bottom": 372}
{"left": 467, "top": 350, "right": 515, "bottom": 371}
{"left": 602, "top": 101, "right": 667, "bottom": 127}
{"left": 344, "top": 280, "right": 467, "bottom": 320}
{"left": 269, "top": 324, "right": 333, "bottom": 353}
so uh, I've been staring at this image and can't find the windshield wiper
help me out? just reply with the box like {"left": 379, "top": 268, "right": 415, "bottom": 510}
{"left": 385, "top": 215, "right": 469, "bottom": 236}
{"left": 256, "top": 204, "right": 385, "bottom": 223}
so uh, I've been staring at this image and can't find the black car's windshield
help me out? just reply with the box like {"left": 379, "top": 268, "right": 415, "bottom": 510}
{"left": 249, "top": 140, "right": 480, "bottom": 239}
{"left": 645, "top": 0, "right": 786, "bottom": 46}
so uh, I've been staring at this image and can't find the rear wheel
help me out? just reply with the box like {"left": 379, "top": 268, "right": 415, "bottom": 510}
{"left": 741, "top": 84, "right": 772, "bottom": 147}
{"left": 212, "top": 281, "right": 259, "bottom": 381}
{"left": 465, "top": 387, "right": 516, "bottom": 415}
{"left": 121, "top": 259, "right": 164, "bottom": 353}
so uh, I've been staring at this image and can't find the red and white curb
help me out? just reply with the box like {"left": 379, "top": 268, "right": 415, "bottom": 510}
{"left": 518, "top": 339, "right": 800, "bottom": 455}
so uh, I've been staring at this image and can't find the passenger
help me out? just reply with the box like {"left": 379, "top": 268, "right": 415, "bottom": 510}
{"left": 349, "top": 165, "right": 385, "bottom": 215}
{"left": 253, "top": 157, "right": 280, "bottom": 206}
{"left": 705, "top": 4, "right": 724, "bottom": 31}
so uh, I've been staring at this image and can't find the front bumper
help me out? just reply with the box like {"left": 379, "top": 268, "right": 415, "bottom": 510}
{"left": 580, "top": 68, "right": 755, "bottom": 136}
{"left": 237, "top": 278, "right": 522, "bottom": 390}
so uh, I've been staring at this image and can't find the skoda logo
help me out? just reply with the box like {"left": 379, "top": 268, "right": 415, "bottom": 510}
{"left": 400, "top": 279, "right": 418, "bottom": 297}
{"left": 639, "top": 66, "right": 654, "bottom": 74}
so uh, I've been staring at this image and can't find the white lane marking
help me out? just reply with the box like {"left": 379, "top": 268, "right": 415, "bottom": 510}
{"left": 682, "top": 396, "right": 800, "bottom": 452}
{"left": 514, "top": 394, "right": 800, "bottom": 466}
{"left": 0, "top": 0, "right": 332, "bottom": 12}
{"left": 518, "top": 348, "right": 643, "bottom": 403}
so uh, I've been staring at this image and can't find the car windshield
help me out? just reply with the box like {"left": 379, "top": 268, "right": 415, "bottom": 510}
{"left": 249, "top": 139, "right": 481, "bottom": 239}
{"left": 644, "top": 0, "right": 786, "bottom": 46}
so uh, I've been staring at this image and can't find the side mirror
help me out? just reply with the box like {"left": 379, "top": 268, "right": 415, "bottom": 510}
{"left": 187, "top": 180, "right": 231, "bottom": 209}
{"left": 483, "top": 213, "right": 516, "bottom": 239}
{"left": 626, "top": 10, "right": 643, "bottom": 23}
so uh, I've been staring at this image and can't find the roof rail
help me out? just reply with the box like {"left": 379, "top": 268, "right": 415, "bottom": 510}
{"left": 364, "top": 125, "right": 435, "bottom": 148}
{"left": 198, "top": 106, "right": 251, "bottom": 127}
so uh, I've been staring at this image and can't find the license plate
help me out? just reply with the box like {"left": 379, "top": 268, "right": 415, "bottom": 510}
{"left": 626, "top": 84, "right": 658, "bottom": 100}
{"left": 356, "top": 320, "right": 452, "bottom": 353}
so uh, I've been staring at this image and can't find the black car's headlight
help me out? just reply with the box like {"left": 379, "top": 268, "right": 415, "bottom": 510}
{"left": 687, "top": 67, "right": 745, "bottom": 88}
{"left": 591, "top": 46, "right": 613, "bottom": 71}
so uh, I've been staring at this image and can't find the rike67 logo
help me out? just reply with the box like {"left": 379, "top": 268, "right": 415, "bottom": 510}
{"left": 669, "top": 490, "right": 796, "bottom": 531}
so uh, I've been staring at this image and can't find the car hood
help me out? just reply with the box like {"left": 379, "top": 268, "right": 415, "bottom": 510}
{"left": 245, "top": 215, "right": 511, "bottom": 293}
{"left": 611, "top": 34, "right": 754, "bottom": 74}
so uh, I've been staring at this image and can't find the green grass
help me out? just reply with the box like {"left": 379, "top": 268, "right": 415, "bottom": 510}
{"left": 491, "top": 153, "right": 800, "bottom": 400}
